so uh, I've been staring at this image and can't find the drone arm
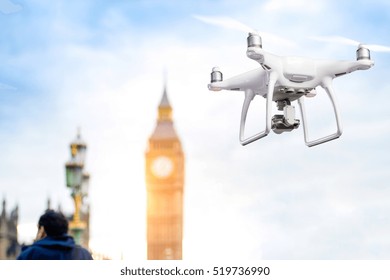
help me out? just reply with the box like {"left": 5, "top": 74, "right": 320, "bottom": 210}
{"left": 247, "top": 47, "right": 281, "bottom": 70}
{"left": 209, "top": 68, "right": 267, "bottom": 92}
{"left": 298, "top": 77, "right": 343, "bottom": 147}
{"left": 319, "top": 59, "right": 374, "bottom": 79}
{"left": 239, "top": 71, "right": 277, "bottom": 145}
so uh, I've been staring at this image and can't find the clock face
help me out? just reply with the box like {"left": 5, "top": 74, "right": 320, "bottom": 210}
{"left": 151, "top": 156, "right": 173, "bottom": 178}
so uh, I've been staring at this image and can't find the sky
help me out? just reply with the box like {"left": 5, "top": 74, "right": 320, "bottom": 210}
{"left": 1, "top": 0, "right": 390, "bottom": 260}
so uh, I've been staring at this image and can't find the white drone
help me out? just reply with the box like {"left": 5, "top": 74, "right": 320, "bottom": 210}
{"left": 197, "top": 16, "right": 390, "bottom": 147}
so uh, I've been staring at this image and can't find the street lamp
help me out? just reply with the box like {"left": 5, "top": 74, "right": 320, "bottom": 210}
{"left": 65, "top": 130, "right": 89, "bottom": 245}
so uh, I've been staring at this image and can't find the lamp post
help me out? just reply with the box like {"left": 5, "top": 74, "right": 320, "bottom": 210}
{"left": 65, "top": 130, "right": 88, "bottom": 245}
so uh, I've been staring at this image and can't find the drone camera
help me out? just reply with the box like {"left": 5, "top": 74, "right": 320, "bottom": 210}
{"left": 356, "top": 46, "right": 370, "bottom": 60}
{"left": 210, "top": 67, "right": 223, "bottom": 83}
{"left": 271, "top": 115, "right": 300, "bottom": 134}
{"left": 272, "top": 101, "right": 300, "bottom": 134}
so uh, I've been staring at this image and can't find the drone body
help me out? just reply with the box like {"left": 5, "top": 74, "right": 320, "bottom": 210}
{"left": 208, "top": 33, "right": 374, "bottom": 147}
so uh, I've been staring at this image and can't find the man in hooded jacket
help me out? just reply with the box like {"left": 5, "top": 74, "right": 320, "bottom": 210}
{"left": 17, "top": 210, "right": 93, "bottom": 260}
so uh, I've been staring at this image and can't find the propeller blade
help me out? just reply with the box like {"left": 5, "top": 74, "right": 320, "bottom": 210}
{"left": 362, "top": 44, "right": 390, "bottom": 52}
{"left": 310, "top": 35, "right": 390, "bottom": 52}
{"left": 193, "top": 15, "right": 296, "bottom": 48}
{"left": 309, "top": 35, "right": 359, "bottom": 46}
{"left": 193, "top": 15, "right": 256, "bottom": 34}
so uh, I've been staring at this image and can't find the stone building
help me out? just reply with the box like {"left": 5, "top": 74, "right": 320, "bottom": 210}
{"left": 0, "top": 199, "right": 19, "bottom": 260}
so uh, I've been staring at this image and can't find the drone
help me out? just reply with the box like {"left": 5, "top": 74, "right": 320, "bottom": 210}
{"left": 198, "top": 16, "right": 390, "bottom": 147}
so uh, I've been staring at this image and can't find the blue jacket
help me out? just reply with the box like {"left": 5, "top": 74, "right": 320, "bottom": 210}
{"left": 17, "top": 234, "right": 93, "bottom": 260}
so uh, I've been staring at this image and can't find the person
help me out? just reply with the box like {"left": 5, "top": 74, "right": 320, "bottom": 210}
{"left": 17, "top": 210, "right": 93, "bottom": 260}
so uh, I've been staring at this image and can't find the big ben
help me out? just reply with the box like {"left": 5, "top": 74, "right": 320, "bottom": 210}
{"left": 145, "top": 84, "right": 185, "bottom": 260}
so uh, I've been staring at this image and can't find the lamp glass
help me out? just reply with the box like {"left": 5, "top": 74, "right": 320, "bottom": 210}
{"left": 66, "top": 163, "right": 83, "bottom": 189}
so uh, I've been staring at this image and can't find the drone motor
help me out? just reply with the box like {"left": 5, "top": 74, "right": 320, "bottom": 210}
{"left": 247, "top": 33, "right": 264, "bottom": 61}
{"left": 210, "top": 67, "right": 223, "bottom": 83}
{"left": 356, "top": 45, "right": 370, "bottom": 60}
{"left": 247, "top": 33, "right": 262, "bottom": 48}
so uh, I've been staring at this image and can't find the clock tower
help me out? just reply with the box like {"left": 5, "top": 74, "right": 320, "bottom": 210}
{"left": 145, "top": 84, "right": 185, "bottom": 260}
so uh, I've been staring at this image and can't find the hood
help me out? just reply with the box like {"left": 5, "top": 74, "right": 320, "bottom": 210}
{"left": 33, "top": 234, "right": 76, "bottom": 250}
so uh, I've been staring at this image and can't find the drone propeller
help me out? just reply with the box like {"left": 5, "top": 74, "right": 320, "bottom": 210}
{"left": 193, "top": 15, "right": 296, "bottom": 47}
{"left": 193, "top": 15, "right": 257, "bottom": 34}
{"left": 310, "top": 35, "right": 390, "bottom": 52}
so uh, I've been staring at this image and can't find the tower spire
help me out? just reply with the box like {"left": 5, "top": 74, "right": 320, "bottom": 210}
{"left": 159, "top": 85, "right": 170, "bottom": 108}
{"left": 158, "top": 81, "right": 172, "bottom": 121}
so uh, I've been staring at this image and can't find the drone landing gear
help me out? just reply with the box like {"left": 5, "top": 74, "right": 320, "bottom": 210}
{"left": 298, "top": 79, "right": 343, "bottom": 147}
{"left": 272, "top": 100, "right": 300, "bottom": 134}
{"left": 239, "top": 72, "right": 277, "bottom": 145}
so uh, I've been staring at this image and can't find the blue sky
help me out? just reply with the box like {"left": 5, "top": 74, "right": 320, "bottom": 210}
{"left": 1, "top": 0, "right": 390, "bottom": 260}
